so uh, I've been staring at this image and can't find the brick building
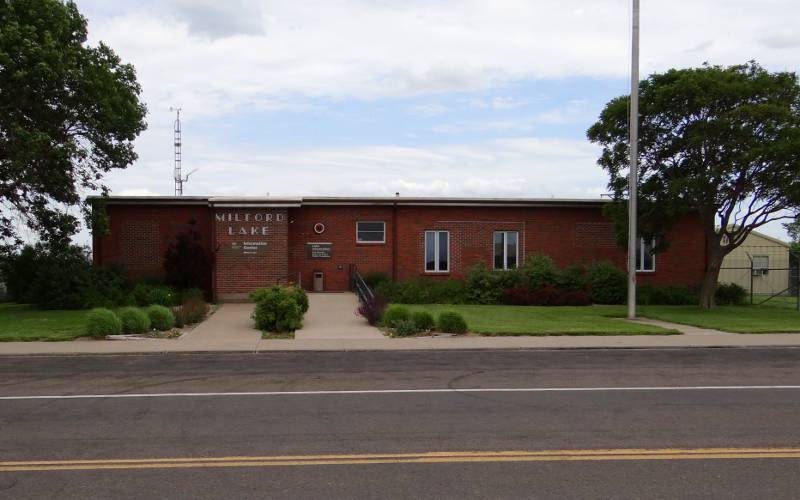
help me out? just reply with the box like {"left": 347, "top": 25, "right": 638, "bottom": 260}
{"left": 92, "top": 196, "right": 707, "bottom": 301}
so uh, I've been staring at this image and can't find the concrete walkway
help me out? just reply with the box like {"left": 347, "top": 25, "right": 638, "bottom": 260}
{"left": 187, "top": 303, "right": 261, "bottom": 350}
{"left": 295, "top": 293, "right": 384, "bottom": 340}
{"left": 630, "top": 318, "right": 733, "bottom": 336}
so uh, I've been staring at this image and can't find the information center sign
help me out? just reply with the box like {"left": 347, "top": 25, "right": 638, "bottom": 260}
{"left": 307, "top": 242, "right": 332, "bottom": 259}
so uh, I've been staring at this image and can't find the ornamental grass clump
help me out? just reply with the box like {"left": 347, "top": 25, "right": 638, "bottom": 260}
{"left": 146, "top": 304, "right": 176, "bottom": 331}
{"left": 381, "top": 305, "right": 411, "bottom": 327}
{"left": 173, "top": 296, "right": 210, "bottom": 327}
{"left": 392, "top": 319, "right": 420, "bottom": 337}
{"left": 85, "top": 308, "right": 122, "bottom": 338}
{"left": 437, "top": 311, "right": 468, "bottom": 334}
{"left": 117, "top": 306, "right": 151, "bottom": 334}
{"left": 411, "top": 310, "right": 435, "bottom": 331}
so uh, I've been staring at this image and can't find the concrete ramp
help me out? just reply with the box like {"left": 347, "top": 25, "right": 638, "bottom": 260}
{"left": 295, "top": 293, "right": 384, "bottom": 340}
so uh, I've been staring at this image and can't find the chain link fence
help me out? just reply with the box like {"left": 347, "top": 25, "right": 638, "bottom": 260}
{"left": 719, "top": 245, "right": 799, "bottom": 308}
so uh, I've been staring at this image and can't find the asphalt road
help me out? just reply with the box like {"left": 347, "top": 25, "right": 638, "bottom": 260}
{"left": 1, "top": 348, "right": 800, "bottom": 499}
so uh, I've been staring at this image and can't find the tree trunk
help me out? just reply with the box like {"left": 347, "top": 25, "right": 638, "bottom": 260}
{"left": 699, "top": 249, "right": 725, "bottom": 309}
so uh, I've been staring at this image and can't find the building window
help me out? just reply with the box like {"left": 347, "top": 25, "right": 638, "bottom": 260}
{"left": 356, "top": 221, "right": 385, "bottom": 243}
{"left": 752, "top": 255, "right": 769, "bottom": 276}
{"left": 493, "top": 231, "right": 519, "bottom": 270}
{"left": 636, "top": 237, "right": 656, "bottom": 272}
{"left": 424, "top": 231, "right": 449, "bottom": 272}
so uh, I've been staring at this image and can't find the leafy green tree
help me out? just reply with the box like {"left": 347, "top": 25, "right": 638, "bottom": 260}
{"left": 588, "top": 62, "right": 800, "bottom": 308}
{"left": 0, "top": 0, "right": 147, "bottom": 252}
{"left": 785, "top": 216, "right": 800, "bottom": 252}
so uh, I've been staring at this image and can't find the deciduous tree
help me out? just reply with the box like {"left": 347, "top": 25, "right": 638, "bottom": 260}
{"left": 0, "top": 0, "right": 147, "bottom": 252}
{"left": 588, "top": 62, "right": 800, "bottom": 308}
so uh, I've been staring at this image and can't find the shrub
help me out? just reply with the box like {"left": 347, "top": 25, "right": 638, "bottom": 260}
{"left": 520, "top": 254, "right": 559, "bottom": 290}
{"left": 250, "top": 285, "right": 304, "bottom": 332}
{"left": 411, "top": 310, "right": 435, "bottom": 331}
{"left": 437, "top": 311, "right": 468, "bottom": 334}
{"left": 392, "top": 319, "right": 420, "bottom": 337}
{"left": 556, "top": 264, "right": 587, "bottom": 291}
{"left": 501, "top": 286, "right": 533, "bottom": 305}
{"left": 637, "top": 285, "right": 699, "bottom": 305}
{"left": 502, "top": 285, "right": 591, "bottom": 306}
{"left": 465, "top": 262, "right": 505, "bottom": 304}
{"left": 556, "top": 289, "right": 592, "bottom": 306}
{"left": 362, "top": 271, "right": 390, "bottom": 289}
{"left": 146, "top": 305, "right": 175, "bottom": 331}
{"left": 375, "top": 279, "right": 466, "bottom": 304}
{"left": 82, "top": 267, "right": 132, "bottom": 308}
{"left": 285, "top": 286, "right": 309, "bottom": 314}
{"left": 357, "top": 293, "right": 387, "bottom": 326}
{"left": 131, "top": 284, "right": 178, "bottom": 307}
{"left": 117, "top": 306, "right": 151, "bottom": 334}
{"left": 715, "top": 282, "right": 748, "bottom": 306}
{"left": 26, "top": 245, "right": 94, "bottom": 309}
{"left": 249, "top": 287, "right": 271, "bottom": 303}
{"left": 174, "top": 296, "right": 209, "bottom": 327}
{"left": 0, "top": 245, "right": 40, "bottom": 303}
{"left": 382, "top": 305, "right": 411, "bottom": 327}
{"left": 250, "top": 285, "right": 308, "bottom": 313}
{"left": 86, "top": 308, "right": 122, "bottom": 338}
{"left": 164, "top": 225, "right": 212, "bottom": 292}
{"left": 0, "top": 244, "right": 131, "bottom": 309}
{"left": 179, "top": 287, "right": 205, "bottom": 302}
{"left": 131, "top": 284, "right": 154, "bottom": 306}
{"left": 586, "top": 261, "right": 627, "bottom": 304}
{"left": 147, "top": 286, "right": 177, "bottom": 307}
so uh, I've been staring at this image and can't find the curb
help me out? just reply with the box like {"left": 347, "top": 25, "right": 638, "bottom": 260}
{"left": 2, "top": 344, "right": 800, "bottom": 358}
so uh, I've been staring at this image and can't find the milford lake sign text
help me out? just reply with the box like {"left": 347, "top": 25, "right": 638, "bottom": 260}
{"left": 215, "top": 211, "right": 286, "bottom": 236}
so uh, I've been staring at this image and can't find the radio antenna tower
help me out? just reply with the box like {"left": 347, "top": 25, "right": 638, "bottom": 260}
{"left": 170, "top": 107, "right": 196, "bottom": 196}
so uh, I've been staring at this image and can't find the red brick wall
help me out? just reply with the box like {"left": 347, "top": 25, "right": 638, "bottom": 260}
{"left": 95, "top": 202, "right": 708, "bottom": 298}
{"left": 93, "top": 204, "right": 213, "bottom": 282}
{"left": 213, "top": 209, "right": 290, "bottom": 300}
{"left": 637, "top": 214, "right": 707, "bottom": 287}
{"left": 288, "top": 206, "right": 395, "bottom": 291}
{"left": 286, "top": 205, "right": 706, "bottom": 291}
{"left": 391, "top": 206, "right": 706, "bottom": 286}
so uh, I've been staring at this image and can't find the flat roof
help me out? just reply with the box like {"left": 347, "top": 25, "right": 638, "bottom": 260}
{"left": 89, "top": 195, "right": 609, "bottom": 208}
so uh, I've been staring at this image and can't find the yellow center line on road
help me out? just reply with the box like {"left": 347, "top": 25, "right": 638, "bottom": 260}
{"left": 2, "top": 448, "right": 800, "bottom": 472}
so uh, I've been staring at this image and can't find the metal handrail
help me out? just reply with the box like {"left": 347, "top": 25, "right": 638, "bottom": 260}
{"left": 352, "top": 269, "right": 375, "bottom": 305}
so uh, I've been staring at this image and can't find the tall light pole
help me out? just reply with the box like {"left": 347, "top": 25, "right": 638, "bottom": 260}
{"left": 627, "top": 0, "right": 640, "bottom": 319}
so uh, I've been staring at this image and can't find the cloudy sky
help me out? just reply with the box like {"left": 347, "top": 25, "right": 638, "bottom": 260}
{"left": 74, "top": 0, "right": 799, "bottom": 239}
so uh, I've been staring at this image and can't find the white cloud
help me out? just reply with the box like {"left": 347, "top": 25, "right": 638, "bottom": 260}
{"left": 168, "top": 0, "right": 266, "bottom": 39}
{"left": 407, "top": 103, "right": 449, "bottom": 117}
{"left": 103, "top": 135, "right": 606, "bottom": 199}
{"left": 467, "top": 97, "right": 532, "bottom": 110}
{"left": 83, "top": 0, "right": 800, "bottom": 119}
{"left": 117, "top": 188, "right": 160, "bottom": 196}
{"left": 433, "top": 100, "right": 592, "bottom": 133}
{"left": 70, "top": 0, "right": 797, "bottom": 244}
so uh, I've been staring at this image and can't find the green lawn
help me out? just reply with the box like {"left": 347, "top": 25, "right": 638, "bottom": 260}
{"left": 0, "top": 303, "right": 90, "bottom": 341}
{"left": 755, "top": 296, "right": 799, "bottom": 310}
{"left": 399, "top": 304, "right": 677, "bottom": 336}
{"left": 637, "top": 305, "right": 800, "bottom": 333}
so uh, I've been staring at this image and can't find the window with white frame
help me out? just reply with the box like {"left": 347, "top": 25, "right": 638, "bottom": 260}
{"left": 493, "top": 231, "right": 519, "bottom": 270}
{"left": 424, "top": 230, "right": 449, "bottom": 272}
{"left": 356, "top": 221, "right": 385, "bottom": 243}
{"left": 752, "top": 255, "right": 769, "bottom": 276}
{"left": 636, "top": 237, "right": 656, "bottom": 272}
